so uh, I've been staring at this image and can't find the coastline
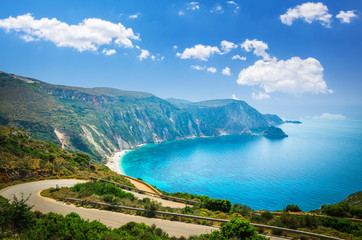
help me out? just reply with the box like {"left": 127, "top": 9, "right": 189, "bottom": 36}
{"left": 105, "top": 150, "right": 127, "bottom": 175}
{"left": 106, "top": 144, "right": 147, "bottom": 175}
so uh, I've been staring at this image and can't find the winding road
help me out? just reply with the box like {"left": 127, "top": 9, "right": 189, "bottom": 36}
{"left": 0, "top": 180, "right": 217, "bottom": 237}
{"left": 0, "top": 180, "right": 287, "bottom": 239}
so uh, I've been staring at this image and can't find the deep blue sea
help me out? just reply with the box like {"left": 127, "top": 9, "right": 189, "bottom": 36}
{"left": 121, "top": 119, "right": 362, "bottom": 211}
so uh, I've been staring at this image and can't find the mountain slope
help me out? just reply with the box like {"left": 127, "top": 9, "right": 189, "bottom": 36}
{"left": 0, "top": 71, "right": 283, "bottom": 162}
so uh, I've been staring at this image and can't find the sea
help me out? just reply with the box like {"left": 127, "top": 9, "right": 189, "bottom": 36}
{"left": 121, "top": 119, "right": 362, "bottom": 211}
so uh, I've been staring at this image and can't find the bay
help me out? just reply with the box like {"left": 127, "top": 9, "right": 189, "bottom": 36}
{"left": 121, "top": 119, "right": 362, "bottom": 211}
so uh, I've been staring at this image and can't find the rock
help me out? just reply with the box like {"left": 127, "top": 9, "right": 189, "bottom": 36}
{"left": 261, "top": 126, "right": 288, "bottom": 139}
{"left": 284, "top": 120, "right": 302, "bottom": 124}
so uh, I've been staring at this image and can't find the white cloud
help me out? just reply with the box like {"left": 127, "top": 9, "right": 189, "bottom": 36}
{"left": 187, "top": 2, "right": 200, "bottom": 11}
{"left": 138, "top": 49, "right": 149, "bottom": 61}
{"left": 0, "top": 13, "right": 139, "bottom": 52}
{"left": 241, "top": 39, "right": 271, "bottom": 60}
{"left": 173, "top": 45, "right": 178, "bottom": 49}
{"left": 280, "top": 2, "right": 332, "bottom": 28}
{"left": 336, "top": 10, "right": 358, "bottom": 23}
{"left": 191, "top": 65, "right": 205, "bottom": 70}
{"left": 178, "top": 11, "right": 185, "bottom": 16}
{"left": 220, "top": 40, "right": 237, "bottom": 54}
{"left": 237, "top": 57, "right": 331, "bottom": 95}
{"left": 231, "top": 94, "right": 239, "bottom": 100}
{"left": 151, "top": 55, "right": 156, "bottom": 60}
{"left": 102, "top": 48, "right": 116, "bottom": 56}
{"left": 176, "top": 44, "right": 221, "bottom": 61}
{"left": 211, "top": 5, "right": 224, "bottom": 14}
{"left": 222, "top": 67, "right": 231, "bottom": 76}
{"left": 128, "top": 13, "right": 140, "bottom": 19}
{"left": 315, "top": 113, "right": 346, "bottom": 120}
{"left": 232, "top": 55, "right": 246, "bottom": 61}
{"left": 227, "top": 1, "right": 240, "bottom": 14}
{"left": 21, "top": 34, "right": 35, "bottom": 42}
{"left": 252, "top": 92, "right": 270, "bottom": 100}
{"left": 207, "top": 67, "right": 217, "bottom": 73}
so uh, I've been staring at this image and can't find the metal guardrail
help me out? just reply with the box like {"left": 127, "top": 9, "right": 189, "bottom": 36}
{"left": 61, "top": 197, "right": 343, "bottom": 240}
{"left": 86, "top": 176, "right": 200, "bottom": 205}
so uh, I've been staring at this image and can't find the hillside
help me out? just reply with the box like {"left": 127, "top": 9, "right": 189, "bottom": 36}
{"left": 0, "top": 71, "right": 283, "bottom": 162}
{"left": 0, "top": 124, "right": 132, "bottom": 188}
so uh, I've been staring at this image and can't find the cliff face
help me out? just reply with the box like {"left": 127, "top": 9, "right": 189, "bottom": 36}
{"left": 0, "top": 71, "right": 284, "bottom": 162}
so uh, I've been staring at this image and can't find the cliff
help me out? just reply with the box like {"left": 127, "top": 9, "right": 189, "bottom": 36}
{"left": 0, "top": 71, "right": 284, "bottom": 162}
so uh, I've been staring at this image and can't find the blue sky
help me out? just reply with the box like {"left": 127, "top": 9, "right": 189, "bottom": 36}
{"left": 0, "top": 0, "right": 361, "bottom": 119}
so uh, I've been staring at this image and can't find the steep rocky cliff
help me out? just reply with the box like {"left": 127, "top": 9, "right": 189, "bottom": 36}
{"left": 0, "top": 71, "right": 284, "bottom": 162}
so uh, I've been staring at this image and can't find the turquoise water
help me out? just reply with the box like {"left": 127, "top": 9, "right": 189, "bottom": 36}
{"left": 121, "top": 120, "right": 362, "bottom": 211}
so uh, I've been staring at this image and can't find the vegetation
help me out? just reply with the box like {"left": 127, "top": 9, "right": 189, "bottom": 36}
{"left": 320, "top": 202, "right": 362, "bottom": 219}
{"left": 0, "top": 71, "right": 282, "bottom": 162}
{"left": 0, "top": 195, "right": 171, "bottom": 240}
{"left": 284, "top": 204, "right": 302, "bottom": 212}
{"left": 190, "top": 218, "right": 267, "bottom": 240}
{"left": 0, "top": 124, "right": 133, "bottom": 189}
{"left": 0, "top": 195, "right": 270, "bottom": 240}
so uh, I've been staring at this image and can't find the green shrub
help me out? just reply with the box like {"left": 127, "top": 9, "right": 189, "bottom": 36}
{"left": 230, "top": 203, "right": 253, "bottom": 216}
{"left": 202, "top": 199, "right": 231, "bottom": 213}
{"left": 284, "top": 204, "right": 302, "bottom": 212}
{"left": 71, "top": 181, "right": 136, "bottom": 201}
{"left": 261, "top": 211, "right": 273, "bottom": 221}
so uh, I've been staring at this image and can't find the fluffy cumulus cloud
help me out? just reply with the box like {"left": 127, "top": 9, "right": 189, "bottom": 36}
{"left": 176, "top": 44, "right": 221, "bottom": 61}
{"left": 232, "top": 55, "right": 246, "bottom": 61}
{"left": 315, "top": 113, "right": 346, "bottom": 120}
{"left": 241, "top": 39, "right": 271, "bottom": 60}
{"left": 207, "top": 67, "right": 217, "bottom": 73}
{"left": 187, "top": 2, "right": 200, "bottom": 11}
{"left": 221, "top": 40, "right": 237, "bottom": 54}
{"left": 336, "top": 10, "right": 358, "bottom": 23}
{"left": 0, "top": 13, "right": 139, "bottom": 52}
{"left": 237, "top": 57, "right": 331, "bottom": 96}
{"left": 222, "top": 67, "right": 231, "bottom": 76}
{"left": 280, "top": 2, "right": 332, "bottom": 27}
{"left": 138, "top": 49, "right": 150, "bottom": 61}
{"left": 102, "top": 49, "right": 116, "bottom": 56}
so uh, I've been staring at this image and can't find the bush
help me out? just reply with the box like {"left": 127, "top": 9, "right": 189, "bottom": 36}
{"left": 284, "top": 204, "right": 302, "bottom": 212}
{"left": 261, "top": 211, "right": 273, "bottom": 221}
{"left": 144, "top": 200, "right": 161, "bottom": 217}
{"left": 202, "top": 199, "right": 231, "bottom": 213}
{"left": 230, "top": 203, "right": 253, "bottom": 216}
{"left": 71, "top": 181, "right": 136, "bottom": 201}
{"left": 221, "top": 218, "right": 267, "bottom": 240}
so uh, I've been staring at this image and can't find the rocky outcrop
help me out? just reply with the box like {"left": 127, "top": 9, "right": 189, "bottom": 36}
{"left": 261, "top": 126, "right": 288, "bottom": 139}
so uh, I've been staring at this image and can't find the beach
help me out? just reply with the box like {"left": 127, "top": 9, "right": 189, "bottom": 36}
{"left": 105, "top": 150, "right": 127, "bottom": 174}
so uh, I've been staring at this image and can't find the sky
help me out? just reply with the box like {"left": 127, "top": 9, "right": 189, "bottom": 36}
{"left": 0, "top": 0, "right": 361, "bottom": 119}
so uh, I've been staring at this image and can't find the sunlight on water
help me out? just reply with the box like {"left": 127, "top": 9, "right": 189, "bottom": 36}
{"left": 122, "top": 119, "right": 362, "bottom": 211}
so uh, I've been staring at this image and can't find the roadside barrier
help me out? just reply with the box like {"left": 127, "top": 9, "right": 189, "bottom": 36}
{"left": 60, "top": 197, "right": 343, "bottom": 240}
{"left": 86, "top": 176, "right": 200, "bottom": 205}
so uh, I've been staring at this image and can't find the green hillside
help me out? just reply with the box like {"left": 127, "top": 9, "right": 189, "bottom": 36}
{"left": 0, "top": 124, "right": 132, "bottom": 188}
{"left": 0, "top": 71, "right": 283, "bottom": 163}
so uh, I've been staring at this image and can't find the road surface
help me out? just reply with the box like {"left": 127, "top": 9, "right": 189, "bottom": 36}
{"left": 0, "top": 179, "right": 286, "bottom": 239}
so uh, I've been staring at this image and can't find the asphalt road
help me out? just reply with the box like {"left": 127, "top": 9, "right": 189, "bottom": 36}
{"left": 0, "top": 179, "right": 287, "bottom": 239}
{"left": 0, "top": 179, "right": 217, "bottom": 237}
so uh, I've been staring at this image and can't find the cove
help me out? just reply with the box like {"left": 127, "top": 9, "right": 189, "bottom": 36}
{"left": 121, "top": 119, "right": 362, "bottom": 211}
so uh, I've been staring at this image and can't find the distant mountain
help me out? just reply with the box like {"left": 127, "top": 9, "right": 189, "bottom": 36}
{"left": 0, "top": 71, "right": 283, "bottom": 162}
{"left": 165, "top": 98, "right": 193, "bottom": 106}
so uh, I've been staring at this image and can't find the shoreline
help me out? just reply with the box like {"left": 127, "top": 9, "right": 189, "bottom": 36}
{"left": 105, "top": 150, "right": 127, "bottom": 175}
{"left": 106, "top": 144, "right": 146, "bottom": 175}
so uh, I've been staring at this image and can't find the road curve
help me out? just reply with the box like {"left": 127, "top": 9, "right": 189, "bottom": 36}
{"left": 0, "top": 179, "right": 217, "bottom": 237}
